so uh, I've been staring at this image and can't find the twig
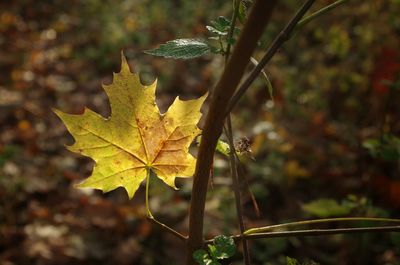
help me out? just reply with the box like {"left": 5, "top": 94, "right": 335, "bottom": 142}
{"left": 223, "top": 1, "right": 251, "bottom": 264}
{"left": 234, "top": 226, "right": 400, "bottom": 241}
{"left": 224, "top": 119, "right": 251, "bottom": 265}
{"left": 244, "top": 217, "right": 400, "bottom": 235}
{"left": 147, "top": 216, "right": 187, "bottom": 241}
{"left": 186, "top": 1, "right": 277, "bottom": 264}
{"left": 296, "top": 0, "right": 350, "bottom": 29}
{"left": 145, "top": 172, "right": 187, "bottom": 241}
{"left": 204, "top": 225, "right": 400, "bottom": 243}
{"left": 225, "top": 0, "right": 316, "bottom": 115}
{"left": 235, "top": 155, "right": 261, "bottom": 217}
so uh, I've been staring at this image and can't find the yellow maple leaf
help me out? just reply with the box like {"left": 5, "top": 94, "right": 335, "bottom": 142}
{"left": 54, "top": 54, "right": 206, "bottom": 198}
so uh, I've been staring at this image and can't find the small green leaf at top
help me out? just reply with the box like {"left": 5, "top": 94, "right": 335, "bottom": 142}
{"left": 210, "top": 16, "right": 231, "bottom": 32}
{"left": 144, "top": 39, "right": 210, "bottom": 60}
{"left": 210, "top": 235, "right": 236, "bottom": 259}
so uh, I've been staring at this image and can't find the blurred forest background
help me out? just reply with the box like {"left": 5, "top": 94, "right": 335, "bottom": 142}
{"left": 1, "top": 0, "right": 400, "bottom": 264}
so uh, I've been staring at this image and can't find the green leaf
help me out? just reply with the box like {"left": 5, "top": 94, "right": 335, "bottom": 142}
{"left": 193, "top": 249, "right": 211, "bottom": 265}
{"left": 362, "top": 135, "right": 400, "bottom": 161}
{"left": 216, "top": 139, "right": 230, "bottom": 156}
{"left": 302, "top": 198, "right": 351, "bottom": 218}
{"left": 207, "top": 245, "right": 218, "bottom": 260}
{"left": 145, "top": 39, "right": 210, "bottom": 60}
{"left": 211, "top": 16, "right": 231, "bottom": 31}
{"left": 210, "top": 235, "right": 236, "bottom": 259}
{"left": 287, "top": 257, "right": 321, "bottom": 265}
{"left": 287, "top": 257, "right": 300, "bottom": 265}
{"left": 238, "top": 1, "right": 247, "bottom": 24}
{"left": 197, "top": 136, "right": 230, "bottom": 156}
{"left": 206, "top": 26, "right": 227, "bottom": 36}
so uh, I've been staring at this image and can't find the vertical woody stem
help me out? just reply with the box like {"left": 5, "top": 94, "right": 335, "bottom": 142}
{"left": 186, "top": 1, "right": 277, "bottom": 264}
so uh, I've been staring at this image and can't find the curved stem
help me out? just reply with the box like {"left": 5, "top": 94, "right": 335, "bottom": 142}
{"left": 296, "top": 0, "right": 350, "bottom": 29}
{"left": 145, "top": 171, "right": 187, "bottom": 241}
{"left": 244, "top": 217, "right": 400, "bottom": 235}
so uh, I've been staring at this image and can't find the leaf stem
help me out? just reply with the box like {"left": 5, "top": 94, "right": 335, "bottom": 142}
{"left": 244, "top": 217, "right": 400, "bottom": 235}
{"left": 145, "top": 170, "right": 153, "bottom": 218}
{"left": 145, "top": 171, "right": 187, "bottom": 241}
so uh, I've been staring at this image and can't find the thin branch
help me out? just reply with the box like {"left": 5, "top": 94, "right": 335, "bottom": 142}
{"left": 204, "top": 226, "right": 400, "bottom": 243}
{"left": 235, "top": 156, "right": 261, "bottom": 217}
{"left": 145, "top": 171, "right": 187, "bottom": 241}
{"left": 296, "top": 0, "right": 350, "bottom": 29}
{"left": 244, "top": 217, "right": 400, "bottom": 235}
{"left": 222, "top": 1, "right": 251, "bottom": 263}
{"left": 147, "top": 217, "right": 187, "bottom": 241}
{"left": 234, "top": 226, "right": 400, "bottom": 241}
{"left": 225, "top": 0, "right": 316, "bottom": 115}
{"left": 224, "top": 119, "right": 251, "bottom": 265}
{"left": 186, "top": 1, "right": 277, "bottom": 264}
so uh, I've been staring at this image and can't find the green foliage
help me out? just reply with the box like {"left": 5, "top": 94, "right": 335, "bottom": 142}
{"left": 144, "top": 39, "right": 210, "bottom": 59}
{"left": 207, "top": 16, "right": 241, "bottom": 54}
{"left": 193, "top": 235, "right": 236, "bottom": 265}
{"left": 196, "top": 136, "right": 231, "bottom": 157}
{"left": 381, "top": 77, "right": 400, "bottom": 91}
{"left": 193, "top": 249, "right": 219, "bottom": 265}
{"left": 302, "top": 198, "right": 352, "bottom": 218}
{"left": 209, "top": 235, "right": 236, "bottom": 259}
{"left": 144, "top": 15, "right": 243, "bottom": 60}
{"left": 237, "top": 1, "right": 248, "bottom": 24}
{"left": 363, "top": 134, "right": 400, "bottom": 161}
{"left": 287, "top": 257, "right": 299, "bottom": 265}
{"left": 0, "top": 145, "right": 18, "bottom": 167}
{"left": 215, "top": 139, "right": 231, "bottom": 156}
{"left": 287, "top": 257, "right": 320, "bottom": 265}
{"left": 208, "top": 16, "right": 231, "bottom": 33}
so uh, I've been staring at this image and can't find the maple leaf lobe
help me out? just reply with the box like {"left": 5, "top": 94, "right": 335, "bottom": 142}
{"left": 54, "top": 53, "right": 205, "bottom": 198}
